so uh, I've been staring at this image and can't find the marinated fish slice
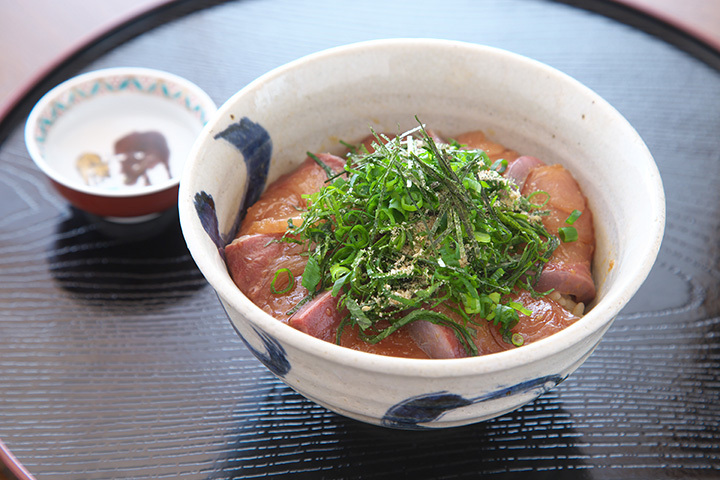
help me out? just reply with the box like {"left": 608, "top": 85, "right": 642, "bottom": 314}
{"left": 504, "top": 155, "right": 545, "bottom": 187}
{"left": 225, "top": 233, "right": 309, "bottom": 320}
{"left": 522, "top": 164, "right": 596, "bottom": 303}
{"left": 454, "top": 130, "right": 519, "bottom": 162}
{"left": 288, "top": 290, "right": 344, "bottom": 342}
{"left": 407, "top": 303, "right": 505, "bottom": 359}
{"left": 238, "top": 153, "right": 346, "bottom": 236}
{"left": 491, "top": 290, "right": 580, "bottom": 346}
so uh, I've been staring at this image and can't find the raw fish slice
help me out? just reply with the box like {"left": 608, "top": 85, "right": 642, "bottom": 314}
{"left": 454, "top": 130, "right": 520, "bottom": 162}
{"left": 225, "top": 233, "right": 309, "bottom": 320}
{"left": 522, "top": 164, "right": 596, "bottom": 303}
{"left": 290, "top": 291, "right": 431, "bottom": 358}
{"left": 238, "top": 153, "right": 346, "bottom": 236}
{"left": 534, "top": 242, "right": 596, "bottom": 303}
{"left": 407, "top": 303, "right": 506, "bottom": 359}
{"left": 491, "top": 290, "right": 580, "bottom": 346}
{"left": 504, "top": 155, "right": 545, "bottom": 187}
{"left": 407, "top": 320, "right": 469, "bottom": 359}
{"left": 288, "top": 290, "right": 344, "bottom": 343}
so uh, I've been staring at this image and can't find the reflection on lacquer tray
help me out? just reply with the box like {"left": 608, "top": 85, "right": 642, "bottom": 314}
{"left": 48, "top": 206, "right": 206, "bottom": 303}
{"left": 209, "top": 382, "right": 592, "bottom": 479}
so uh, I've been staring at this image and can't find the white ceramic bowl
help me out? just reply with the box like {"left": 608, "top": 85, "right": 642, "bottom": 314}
{"left": 179, "top": 39, "right": 665, "bottom": 429}
{"left": 25, "top": 67, "right": 217, "bottom": 221}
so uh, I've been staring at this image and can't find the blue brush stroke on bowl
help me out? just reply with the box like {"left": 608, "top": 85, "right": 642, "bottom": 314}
{"left": 193, "top": 118, "right": 286, "bottom": 374}
{"left": 194, "top": 191, "right": 224, "bottom": 253}
{"left": 229, "top": 322, "right": 291, "bottom": 378}
{"left": 193, "top": 117, "right": 272, "bottom": 251}
{"left": 214, "top": 117, "right": 272, "bottom": 228}
{"left": 382, "top": 373, "right": 566, "bottom": 429}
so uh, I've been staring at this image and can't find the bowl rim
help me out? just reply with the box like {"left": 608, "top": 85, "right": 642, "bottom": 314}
{"left": 25, "top": 66, "right": 217, "bottom": 199}
{"left": 180, "top": 38, "right": 666, "bottom": 378}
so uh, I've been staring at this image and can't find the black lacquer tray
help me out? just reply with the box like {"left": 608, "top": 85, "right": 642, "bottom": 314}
{"left": 1, "top": 1, "right": 719, "bottom": 478}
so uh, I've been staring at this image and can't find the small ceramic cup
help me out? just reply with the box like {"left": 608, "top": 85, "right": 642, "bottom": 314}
{"left": 25, "top": 67, "right": 217, "bottom": 222}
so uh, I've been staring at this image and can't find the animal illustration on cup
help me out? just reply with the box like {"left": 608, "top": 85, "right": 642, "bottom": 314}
{"left": 76, "top": 152, "right": 110, "bottom": 186}
{"left": 75, "top": 131, "right": 171, "bottom": 187}
{"left": 115, "top": 131, "right": 171, "bottom": 186}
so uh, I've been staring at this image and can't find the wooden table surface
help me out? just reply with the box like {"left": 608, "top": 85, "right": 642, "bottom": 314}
{"left": 0, "top": 1, "right": 718, "bottom": 479}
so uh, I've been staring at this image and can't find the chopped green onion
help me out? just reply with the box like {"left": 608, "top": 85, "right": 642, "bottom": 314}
{"left": 270, "top": 268, "right": 295, "bottom": 294}
{"left": 509, "top": 301, "right": 532, "bottom": 317}
{"left": 565, "top": 209, "right": 582, "bottom": 225}
{"left": 526, "top": 190, "right": 550, "bottom": 208}
{"left": 511, "top": 333, "right": 525, "bottom": 347}
{"left": 282, "top": 121, "right": 559, "bottom": 355}
{"left": 474, "top": 231, "right": 491, "bottom": 243}
{"left": 558, "top": 226, "right": 578, "bottom": 242}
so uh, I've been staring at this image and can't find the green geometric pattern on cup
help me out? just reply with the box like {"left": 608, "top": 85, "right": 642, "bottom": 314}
{"left": 35, "top": 74, "right": 211, "bottom": 144}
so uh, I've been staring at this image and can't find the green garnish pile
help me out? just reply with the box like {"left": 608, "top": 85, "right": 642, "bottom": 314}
{"left": 285, "top": 124, "right": 559, "bottom": 356}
